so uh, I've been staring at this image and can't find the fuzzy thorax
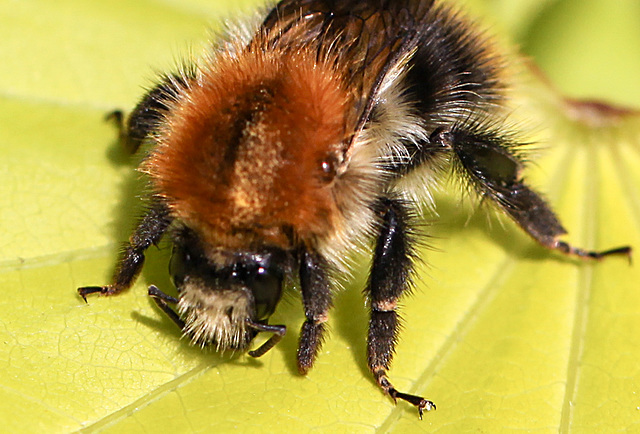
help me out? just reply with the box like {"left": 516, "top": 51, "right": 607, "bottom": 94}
{"left": 145, "top": 42, "right": 355, "bottom": 253}
{"left": 177, "top": 279, "right": 255, "bottom": 350}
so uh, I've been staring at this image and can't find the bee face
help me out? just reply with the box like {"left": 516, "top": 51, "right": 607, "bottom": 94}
{"left": 167, "top": 227, "right": 292, "bottom": 349}
{"left": 77, "top": 0, "right": 631, "bottom": 419}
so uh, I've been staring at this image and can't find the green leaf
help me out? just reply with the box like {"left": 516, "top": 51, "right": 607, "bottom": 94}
{"left": 1, "top": 0, "right": 638, "bottom": 432}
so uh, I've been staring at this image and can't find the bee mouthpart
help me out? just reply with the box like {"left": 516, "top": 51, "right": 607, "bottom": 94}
{"left": 246, "top": 319, "right": 287, "bottom": 357}
{"left": 176, "top": 280, "right": 255, "bottom": 350}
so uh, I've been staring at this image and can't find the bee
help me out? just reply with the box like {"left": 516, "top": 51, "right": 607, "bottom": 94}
{"left": 78, "top": 0, "right": 631, "bottom": 418}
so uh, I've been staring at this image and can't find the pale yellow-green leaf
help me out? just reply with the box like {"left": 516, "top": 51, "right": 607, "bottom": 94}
{"left": 1, "top": 0, "right": 638, "bottom": 432}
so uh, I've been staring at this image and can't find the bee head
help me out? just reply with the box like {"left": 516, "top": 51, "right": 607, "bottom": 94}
{"left": 169, "top": 227, "right": 291, "bottom": 350}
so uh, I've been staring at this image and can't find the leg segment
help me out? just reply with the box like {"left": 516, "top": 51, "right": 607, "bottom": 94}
{"left": 108, "top": 73, "right": 194, "bottom": 154}
{"left": 247, "top": 321, "right": 287, "bottom": 358}
{"left": 430, "top": 127, "right": 632, "bottom": 261}
{"left": 78, "top": 202, "right": 172, "bottom": 301}
{"left": 366, "top": 197, "right": 435, "bottom": 418}
{"left": 297, "top": 248, "right": 333, "bottom": 374}
{"left": 148, "top": 284, "right": 184, "bottom": 329}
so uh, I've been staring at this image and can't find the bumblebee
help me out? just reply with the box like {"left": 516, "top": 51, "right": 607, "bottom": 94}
{"left": 78, "top": 0, "right": 631, "bottom": 417}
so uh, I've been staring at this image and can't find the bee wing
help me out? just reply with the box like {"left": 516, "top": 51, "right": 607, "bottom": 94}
{"left": 260, "top": 0, "right": 433, "bottom": 147}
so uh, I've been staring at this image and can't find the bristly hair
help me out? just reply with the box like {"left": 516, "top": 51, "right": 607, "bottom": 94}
{"left": 143, "top": 34, "right": 359, "bottom": 254}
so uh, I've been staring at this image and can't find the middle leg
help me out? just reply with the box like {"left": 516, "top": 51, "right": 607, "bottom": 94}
{"left": 366, "top": 196, "right": 435, "bottom": 418}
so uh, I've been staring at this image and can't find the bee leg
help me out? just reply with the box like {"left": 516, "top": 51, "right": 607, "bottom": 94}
{"left": 104, "top": 109, "right": 128, "bottom": 147}
{"left": 296, "top": 248, "right": 333, "bottom": 374}
{"left": 367, "top": 197, "right": 435, "bottom": 419}
{"left": 108, "top": 73, "right": 195, "bottom": 154}
{"left": 247, "top": 321, "right": 287, "bottom": 358}
{"left": 431, "top": 128, "right": 632, "bottom": 262}
{"left": 148, "top": 285, "right": 185, "bottom": 330}
{"left": 78, "top": 202, "right": 172, "bottom": 301}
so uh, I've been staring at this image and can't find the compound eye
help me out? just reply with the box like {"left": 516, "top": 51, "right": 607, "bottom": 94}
{"left": 250, "top": 266, "right": 283, "bottom": 319}
{"left": 169, "top": 244, "right": 191, "bottom": 288}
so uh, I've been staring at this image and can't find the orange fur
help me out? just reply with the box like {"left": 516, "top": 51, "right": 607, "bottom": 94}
{"left": 145, "top": 46, "right": 352, "bottom": 251}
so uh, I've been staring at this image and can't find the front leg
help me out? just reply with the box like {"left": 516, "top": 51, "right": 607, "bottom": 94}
{"left": 366, "top": 197, "right": 435, "bottom": 418}
{"left": 78, "top": 202, "right": 172, "bottom": 300}
{"left": 297, "top": 248, "right": 333, "bottom": 374}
